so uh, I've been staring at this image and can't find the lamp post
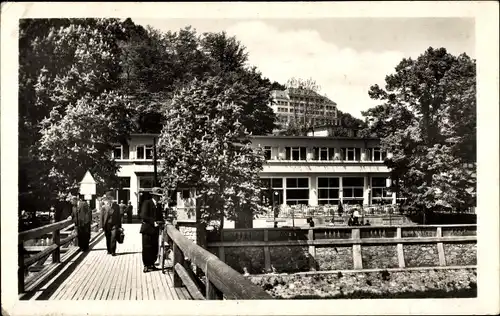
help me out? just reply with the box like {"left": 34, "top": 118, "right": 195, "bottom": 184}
{"left": 386, "top": 177, "right": 392, "bottom": 226}
{"left": 272, "top": 191, "right": 279, "bottom": 228}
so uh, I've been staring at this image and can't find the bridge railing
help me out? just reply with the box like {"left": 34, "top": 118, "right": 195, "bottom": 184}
{"left": 165, "top": 223, "right": 272, "bottom": 300}
{"left": 18, "top": 210, "right": 101, "bottom": 293}
{"left": 205, "top": 224, "right": 477, "bottom": 272}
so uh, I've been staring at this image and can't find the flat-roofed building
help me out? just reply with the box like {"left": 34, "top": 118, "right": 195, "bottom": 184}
{"left": 110, "top": 134, "right": 395, "bottom": 217}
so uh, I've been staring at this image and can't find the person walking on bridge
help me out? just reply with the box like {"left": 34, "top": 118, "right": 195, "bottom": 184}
{"left": 100, "top": 191, "right": 122, "bottom": 256}
{"left": 140, "top": 188, "right": 164, "bottom": 273}
{"left": 69, "top": 195, "right": 92, "bottom": 251}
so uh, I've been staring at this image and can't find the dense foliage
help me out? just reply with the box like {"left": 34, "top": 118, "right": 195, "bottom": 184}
{"left": 19, "top": 18, "right": 132, "bottom": 211}
{"left": 19, "top": 18, "right": 280, "bottom": 213}
{"left": 250, "top": 268, "right": 477, "bottom": 299}
{"left": 362, "top": 47, "right": 476, "bottom": 213}
{"left": 157, "top": 77, "right": 266, "bottom": 229}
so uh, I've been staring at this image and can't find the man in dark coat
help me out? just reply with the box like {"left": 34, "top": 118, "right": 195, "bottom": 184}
{"left": 69, "top": 196, "right": 92, "bottom": 251}
{"left": 100, "top": 192, "right": 122, "bottom": 256}
{"left": 126, "top": 201, "right": 133, "bottom": 224}
{"left": 119, "top": 200, "right": 126, "bottom": 221}
{"left": 140, "top": 188, "right": 164, "bottom": 273}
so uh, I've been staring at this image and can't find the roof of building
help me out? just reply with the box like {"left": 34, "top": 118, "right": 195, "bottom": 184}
{"left": 251, "top": 135, "right": 380, "bottom": 141}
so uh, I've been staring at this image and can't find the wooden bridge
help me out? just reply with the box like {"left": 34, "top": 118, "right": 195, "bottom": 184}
{"left": 18, "top": 212, "right": 272, "bottom": 301}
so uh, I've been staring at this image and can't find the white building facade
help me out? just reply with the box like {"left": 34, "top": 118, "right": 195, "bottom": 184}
{"left": 270, "top": 89, "right": 340, "bottom": 128}
{"left": 111, "top": 134, "right": 395, "bottom": 215}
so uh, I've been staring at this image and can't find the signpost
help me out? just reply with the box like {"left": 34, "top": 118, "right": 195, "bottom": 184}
{"left": 80, "top": 171, "right": 96, "bottom": 204}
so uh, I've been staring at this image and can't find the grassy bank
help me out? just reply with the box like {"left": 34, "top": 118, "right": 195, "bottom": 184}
{"left": 248, "top": 268, "right": 477, "bottom": 299}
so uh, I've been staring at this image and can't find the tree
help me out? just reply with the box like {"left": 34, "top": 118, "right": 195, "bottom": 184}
{"left": 157, "top": 76, "right": 266, "bottom": 243}
{"left": 328, "top": 110, "right": 367, "bottom": 137}
{"left": 362, "top": 47, "right": 476, "bottom": 214}
{"left": 117, "top": 24, "right": 277, "bottom": 135}
{"left": 284, "top": 77, "right": 322, "bottom": 135}
{"left": 19, "top": 18, "right": 132, "bottom": 211}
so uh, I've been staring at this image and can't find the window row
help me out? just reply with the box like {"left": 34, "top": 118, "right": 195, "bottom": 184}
{"left": 111, "top": 145, "right": 154, "bottom": 160}
{"left": 261, "top": 147, "right": 387, "bottom": 161}
{"left": 260, "top": 177, "right": 391, "bottom": 206}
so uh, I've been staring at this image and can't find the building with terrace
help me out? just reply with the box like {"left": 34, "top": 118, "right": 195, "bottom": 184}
{"left": 110, "top": 134, "right": 396, "bottom": 220}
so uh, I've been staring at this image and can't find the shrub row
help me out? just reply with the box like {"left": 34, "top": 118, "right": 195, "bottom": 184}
{"left": 248, "top": 268, "right": 477, "bottom": 299}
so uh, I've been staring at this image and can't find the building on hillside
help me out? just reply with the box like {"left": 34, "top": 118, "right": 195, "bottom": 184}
{"left": 110, "top": 134, "right": 396, "bottom": 219}
{"left": 270, "top": 89, "right": 340, "bottom": 129}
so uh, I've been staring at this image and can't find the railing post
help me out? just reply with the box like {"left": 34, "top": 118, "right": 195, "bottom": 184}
{"left": 436, "top": 226, "right": 446, "bottom": 266}
{"left": 18, "top": 244, "right": 25, "bottom": 293}
{"left": 173, "top": 242, "right": 184, "bottom": 287}
{"left": 52, "top": 229, "right": 61, "bottom": 263}
{"left": 263, "top": 229, "right": 272, "bottom": 273}
{"left": 308, "top": 228, "right": 316, "bottom": 271}
{"left": 396, "top": 227, "right": 405, "bottom": 268}
{"left": 205, "top": 270, "right": 223, "bottom": 300}
{"left": 218, "top": 231, "right": 225, "bottom": 262}
{"left": 351, "top": 228, "right": 363, "bottom": 270}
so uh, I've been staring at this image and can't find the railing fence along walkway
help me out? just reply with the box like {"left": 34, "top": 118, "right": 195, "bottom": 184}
{"left": 206, "top": 224, "right": 477, "bottom": 272}
{"left": 165, "top": 224, "right": 272, "bottom": 300}
{"left": 18, "top": 210, "right": 102, "bottom": 294}
{"left": 18, "top": 215, "right": 272, "bottom": 300}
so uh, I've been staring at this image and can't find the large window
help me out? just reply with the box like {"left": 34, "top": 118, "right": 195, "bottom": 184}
{"left": 136, "top": 144, "right": 154, "bottom": 160}
{"left": 371, "top": 147, "right": 387, "bottom": 161}
{"left": 263, "top": 146, "right": 272, "bottom": 160}
{"left": 342, "top": 177, "right": 364, "bottom": 204}
{"left": 260, "top": 178, "right": 284, "bottom": 206}
{"left": 118, "top": 177, "right": 130, "bottom": 188}
{"left": 139, "top": 177, "right": 154, "bottom": 189}
{"left": 342, "top": 148, "right": 361, "bottom": 161}
{"left": 371, "top": 177, "right": 392, "bottom": 203}
{"left": 318, "top": 177, "right": 340, "bottom": 205}
{"left": 286, "top": 178, "right": 309, "bottom": 205}
{"left": 313, "top": 147, "right": 335, "bottom": 161}
{"left": 285, "top": 147, "right": 307, "bottom": 161}
{"left": 112, "top": 145, "right": 122, "bottom": 160}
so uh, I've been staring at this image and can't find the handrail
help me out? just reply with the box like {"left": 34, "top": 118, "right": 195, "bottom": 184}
{"left": 18, "top": 210, "right": 101, "bottom": 293}
{"left": 166, "top": 224, "right": 272, "bottom": 300}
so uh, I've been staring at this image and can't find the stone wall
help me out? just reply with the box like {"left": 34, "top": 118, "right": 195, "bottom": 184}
{"left": 315, "top": 247, "right": 353, "bottom": 270}
{"left": 403, "top": 243, "right": 439, "bottom": 267}
{"left": 269, "top": 246, "right": 309, "bottom": 273}
{"left": 178, "top": 225, "right": 196, "bottom": 243}
{"left": 444, "top": 242, "right": 477, "bottom": 266}
{"left": 361, "top": 245, "right": 399, "bottom": 269}
{"left": 225, "top": 247, "right": 266, "bottom": 274}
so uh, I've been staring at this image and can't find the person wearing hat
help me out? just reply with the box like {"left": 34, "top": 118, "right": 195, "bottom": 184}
{"left": 140, "top": 187, "right": 164, "bottom": 273}
{"left": 100, "top": 191, "right": 122, "bottom": 256}
{"left": 68, "top": 194, "right": 92, "bottom": 251}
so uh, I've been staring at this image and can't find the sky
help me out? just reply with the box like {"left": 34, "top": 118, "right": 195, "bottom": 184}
{"left": 134, "top": 18, "right": 475, "bottom": 119}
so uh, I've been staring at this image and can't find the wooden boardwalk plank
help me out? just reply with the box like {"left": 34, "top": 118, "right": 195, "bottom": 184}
{"left": 95, "top": 243, "right": 119, "bottom": 300}
{"left": 85, "top": 247, "right": 113, "bottom": 300}
{"left": 79, "top": 248, "right": 109, "bottom": 299}
{"left": 157, "top": 270, "right": 175, "bottom": 300}
{"left": 54, "top": 247, "right": 101, "bottom": 300}
{"left": 36, "top": 224, "right": 191, "bottom": 301}
{"left": 73, "top": 250, "right": 106, "bottom": 300}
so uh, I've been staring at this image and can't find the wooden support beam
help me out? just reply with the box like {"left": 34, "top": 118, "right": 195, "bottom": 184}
{"left": 173, "top": 243, "right": 184, "bottom": 288}
{"left": 52, "top": 230, "right": 60, "bottom": 264}
{"left": 174, "top": 263, "right": 205, "bottom": 300}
